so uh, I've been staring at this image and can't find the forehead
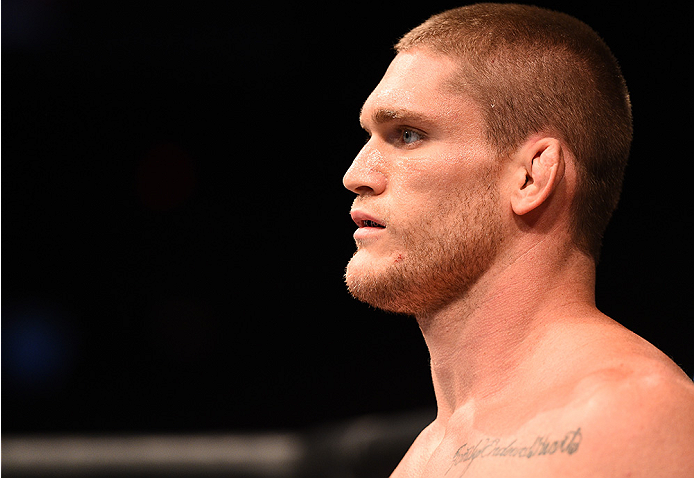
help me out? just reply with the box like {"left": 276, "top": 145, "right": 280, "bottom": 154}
{"left": 360, "top": 49, "right": 481, "bottom": 130}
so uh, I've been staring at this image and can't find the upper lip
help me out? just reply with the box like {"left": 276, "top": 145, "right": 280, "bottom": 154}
{"left": 350, "top": 210, "right": 386, "bottom": 228}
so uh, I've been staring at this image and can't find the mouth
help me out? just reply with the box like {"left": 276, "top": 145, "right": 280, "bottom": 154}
{"left": 360, "top": 219, "right": 385, "bottom": 229}
{"left": 350, "top": 210, "right": 387, "bottom": 242}
{"left": 350, "top": 210, "right": 386, "bottom": 229}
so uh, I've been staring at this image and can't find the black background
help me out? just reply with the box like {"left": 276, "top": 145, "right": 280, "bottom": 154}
{"left": 3, "top": 1, "right": 692, "bottom": 434}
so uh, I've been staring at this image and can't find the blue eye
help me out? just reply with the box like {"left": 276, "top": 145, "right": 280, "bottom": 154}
{"left": 401, "top": 129, "right": 422, "bottom": 144}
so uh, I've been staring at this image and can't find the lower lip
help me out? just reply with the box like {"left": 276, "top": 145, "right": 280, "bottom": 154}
{"left": 354, "top": 226, "right": 386, "bottom": 240}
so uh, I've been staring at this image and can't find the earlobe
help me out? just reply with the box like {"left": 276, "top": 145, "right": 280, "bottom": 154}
{"left": 510, "top": 137, "right": 565, "bottom": 216}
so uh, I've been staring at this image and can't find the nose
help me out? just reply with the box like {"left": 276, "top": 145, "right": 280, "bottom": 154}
{"left": 342, "top": 145, "right": 387, "bottom": 196}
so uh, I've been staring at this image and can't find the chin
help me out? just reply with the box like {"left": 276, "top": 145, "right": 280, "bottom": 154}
{"left": 345, "top": 246, "right": 400, "bottom": 285}
{"left": 344, "top": 249, "right": 422, "bottom": 316}
{"left": 344, "top": 249, "right": 383, "bottom": 291}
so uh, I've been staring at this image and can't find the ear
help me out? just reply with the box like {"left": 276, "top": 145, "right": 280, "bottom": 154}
{"left": 510, "top": 137, "right": 566, "bottom": 216}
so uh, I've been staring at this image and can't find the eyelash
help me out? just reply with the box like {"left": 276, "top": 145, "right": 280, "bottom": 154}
{"left": 364, "top": 127, "right": 426, "bottom": 147}
{"left": 392, "top": 127, "right": 426, "bottom": 148}
{"left": 399, "top": 128, "right": 423, "bottom": 144}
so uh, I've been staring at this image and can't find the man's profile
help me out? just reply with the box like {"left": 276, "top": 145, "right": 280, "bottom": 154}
{"left": 342, "top": 4, "right": 694, "bottom": 477}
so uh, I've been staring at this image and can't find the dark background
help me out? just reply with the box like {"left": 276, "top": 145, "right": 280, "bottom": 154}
{"left": 3, "top": 1, "right": 692, "bottom": 434}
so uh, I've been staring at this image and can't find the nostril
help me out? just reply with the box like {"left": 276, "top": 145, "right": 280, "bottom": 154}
{"left": 355, "top": 185, "right": 375, "bottom": 195}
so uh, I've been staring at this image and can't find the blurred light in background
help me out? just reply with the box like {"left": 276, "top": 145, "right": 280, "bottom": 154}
{"left": 3, "top": 303, "right": 77, "bottom": 391}
{"left": 2, "top": 409, "right": 434, "bottom": 478}
{"left": 2, "top": 0, "right": 67, "bottom": 50}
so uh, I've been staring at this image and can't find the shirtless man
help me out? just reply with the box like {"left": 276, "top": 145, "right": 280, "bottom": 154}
{"left": 343, "top": 4, "right": 694, "bottom": 477}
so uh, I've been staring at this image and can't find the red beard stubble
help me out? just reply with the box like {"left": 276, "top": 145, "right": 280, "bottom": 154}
{"left": 345, "top": 166, "right": 504, "bottom": 318}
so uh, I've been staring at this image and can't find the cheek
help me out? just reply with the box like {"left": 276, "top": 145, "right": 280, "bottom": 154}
{"left": 384, "top": 145, "right": 500, "bottom": 238}
{"left": 390, "top": 159, "right": 471, "bottom": 216}
{"left": 393, "top": 144, "right": 482, "bottom": 187}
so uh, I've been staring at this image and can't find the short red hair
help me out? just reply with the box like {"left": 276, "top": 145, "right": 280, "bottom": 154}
{"left": 396, "top": 3, "right": 633, "bottom": 260}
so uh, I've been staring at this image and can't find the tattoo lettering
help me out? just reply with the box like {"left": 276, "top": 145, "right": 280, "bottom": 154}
{"left": 445, "top": 427, "right": 582, "bottom": 476}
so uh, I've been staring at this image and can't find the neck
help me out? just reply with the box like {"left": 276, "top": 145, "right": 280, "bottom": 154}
{"left": 417, "top": 240, "right": 597, "bottom": 422}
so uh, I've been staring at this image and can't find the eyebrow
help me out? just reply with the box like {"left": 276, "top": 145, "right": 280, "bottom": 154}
{"left": 359, "top": 107, "right": 434, "bottom": 129}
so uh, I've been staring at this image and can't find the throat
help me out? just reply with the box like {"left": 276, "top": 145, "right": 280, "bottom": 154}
{"left": 422, "top": 306, "right": 541, "bottom": 421}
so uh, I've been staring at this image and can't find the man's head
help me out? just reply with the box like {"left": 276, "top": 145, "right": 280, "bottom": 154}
{"left": 395, "top": 3, "right": 633, "bottom": 259}
{"left": 344, "top": 3, "right": 632, "bottom": 316}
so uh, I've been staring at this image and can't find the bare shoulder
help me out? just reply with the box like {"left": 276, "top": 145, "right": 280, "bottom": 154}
{"left": 390, "top": 318, "right": 694, "bottom": 478}
{"left": 391, "top": 420, "right": 445, "bottom": 478}
{"left": 566, "top": 338, "right": 694, "bottom": 477}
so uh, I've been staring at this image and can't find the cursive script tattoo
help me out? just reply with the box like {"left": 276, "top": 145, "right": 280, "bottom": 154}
{"left": 445, "top": 427, "right": 582, "bottom": 476}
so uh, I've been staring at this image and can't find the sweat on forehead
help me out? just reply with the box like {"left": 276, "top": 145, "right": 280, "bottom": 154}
{"left": 358, "top": 51, "right": 484, "bottom": 135}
